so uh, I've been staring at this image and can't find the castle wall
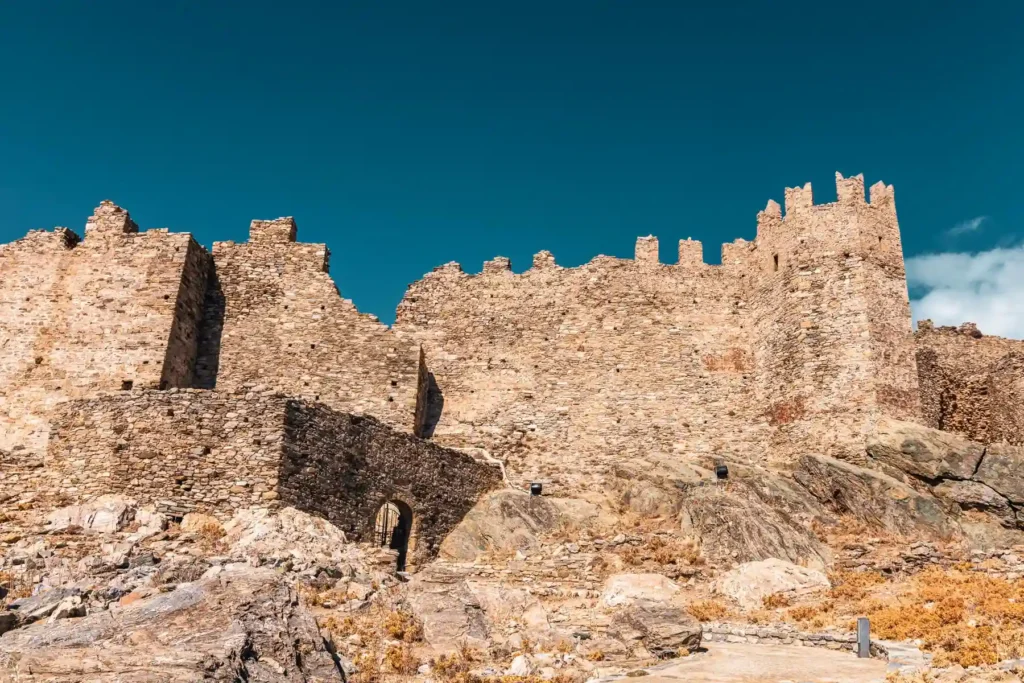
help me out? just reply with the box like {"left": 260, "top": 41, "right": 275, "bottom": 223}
{"left": 43, "top": 389, "right": 500, "bottom": 563}
{"left": 195, "top": 218, "right": 424, "bottom": 434}
{"left": 749, "top": 174, "right": 921, "bottom": 464}
{"left": 280, "top": 401, "right": 502, "bottom": 563}
{"left": 393, "top": 242, "right": 770, "bottom": 488}
{"left": 0, "top": 202, "right": 209, "bottom": 452}
{"left": 915, "top": 322, "right": 1024, "bottom": 444}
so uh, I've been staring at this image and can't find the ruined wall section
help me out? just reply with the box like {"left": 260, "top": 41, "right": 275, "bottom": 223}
{"left": 749, "top": 174, "right": 920, "bottom": 464}
{"left": 915, "top": 322, "right": 1024, "bottom": 444}
{"left": 46, "top": 389, "right": 286, "bottom": 517}
{"left": 394, "top": 242, "right": 769, "bottom": 489}
{"left": 0, "top": 202, "right": 209, "bottom": 452}
{"left": 43, "top": 389, "right": 500, "bottom": 564}
{"left": 197, "top": 218, "right": 423, "bottom": 433}
{"left": 281, "top": 402, "right": 502, "bottom": 564}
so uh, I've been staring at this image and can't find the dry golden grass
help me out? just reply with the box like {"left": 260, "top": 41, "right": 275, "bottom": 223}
{"left": 617, "top": 535, "right": 704, "bottom": 568}
{"left": 687, "top": 599, "right": 729, "bottom": 622}
{"left": 0, "top": 569, "right": 33, "bottom": 607}
{"left": 584, "top": 650, "right": 605, "bottom": 662}
{"left": 792, "top": 566, "right": 1024, "bottom": 667}
{"left": 828, "top": 569, "right": 886, "bottom": 601}
{"left": 762, "top": 592, "right": 791, "bottom": 609}
{"left": 383, "top": 609, "right": 424, "bottom": 643}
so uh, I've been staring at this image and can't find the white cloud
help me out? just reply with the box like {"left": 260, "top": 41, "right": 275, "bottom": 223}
{"left": 946, "top": 216, "right": 987, "bottom": 236}
{"left": 907, "top": 244, "right": 1024, "bottom": 339}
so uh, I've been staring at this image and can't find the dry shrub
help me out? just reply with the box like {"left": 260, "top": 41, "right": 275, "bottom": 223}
{"left": 786, "top": 604, "right": 820, "bottom": 622}
{"left": 687, "top": 599, "right": 729, "bottom": 622}
{"left": 297, "top": 582, "right": 348, "bottom": 608}
{"left": 762, "top": 592, "right": 790, "bottom": 609}
{"left": 618, "top": 535, "right": 704, "bottom": 568}
{"left": 828, "top": 569, "right": 886, "bottom": 601}
{"left": 194, "top": 520, "right": 226, "bottom": 551}
{"left": 585, "top": 650, "right": 605, "bottom": 661}
{"left": 821, "top": 566, "right": 1024, "bottom": 667}
{"left": 384, "top": 609, "right": 424, "bottom": 642}
{"left": 0, "top": 570, "right": 33, "bottom": 606}
{"left": 383, "top": 643, "right": 420, "bottom": 674}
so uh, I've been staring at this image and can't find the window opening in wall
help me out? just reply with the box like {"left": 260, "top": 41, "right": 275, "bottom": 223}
{"left": 878, "top": 236, "right": 883, "bottom": 245}
{"left": 121, "top": 380, "right": 133, "bottom": 390}
{"left": 773, "top": 254, "right": 779, "bottom": 272}
{"left": 373, "top": 500, "right": 413, "bottom": 572}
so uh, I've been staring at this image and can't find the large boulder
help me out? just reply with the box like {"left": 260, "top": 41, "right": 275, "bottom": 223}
{"left": 679, "top": 479, "right": 830, "bottom": 570}
{"left": 610, "top": 601, "right": 702, "bottom": 657}
{"left": 716, "top": 558, "right": 829, "bottom": 610}
{"left": 438, "top": 489, "right": 562, "bottom": 561}
{"left": 0, "top": 566, "right": 342, "bottom": 681}
{"left": 868, "top": 418, "right": 984, "bottom": 480}
{"left": 795, "top": 454, "right": 958, "bottom": 539}
{"left": 222, "top": 506, "right": 354, "bottom": 573}
{"left": 601, "top": 573, "right": 680, "bottom": 607}
{"left": 974, "top": 443, "right": 1024, "bottom": 505}
{"left": 932, "top": 479, "right": 1015, "bottom": 526}
{"left": 405, "top": 567, "right": 490, "bottom": 649}
{"left": 45, "top": 495, "right": 135, "bottom": 534}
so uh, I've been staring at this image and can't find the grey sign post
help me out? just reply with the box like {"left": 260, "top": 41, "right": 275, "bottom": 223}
{"left": 856, "top": 617, "right": 870, "bottom": 658}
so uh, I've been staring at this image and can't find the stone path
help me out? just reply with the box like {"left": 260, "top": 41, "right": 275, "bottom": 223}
{"left": 629, "top": 641, "right": 887, "bottom": 683}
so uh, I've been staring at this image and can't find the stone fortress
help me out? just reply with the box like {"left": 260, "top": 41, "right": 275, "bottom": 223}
{"left": 2, "top": 172, "right": 1023, "bottom": 563}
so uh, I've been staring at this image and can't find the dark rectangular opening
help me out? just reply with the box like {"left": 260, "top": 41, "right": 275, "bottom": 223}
{"left": 773, "top": 254, "right": 779, "bottom": 272}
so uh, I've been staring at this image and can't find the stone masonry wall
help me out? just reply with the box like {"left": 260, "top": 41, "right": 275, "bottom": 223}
{"left": 749, "top": 174, "right": 921, "bottom": 465}
{"left": 0, "top": 202, "right": 209, "bottom": 453}
{"left": 915, "top": 321, "right": 1024, "bottom": 445}
{"left": 42, "top": 389, "right": 501, "bottom": 563}
{"left": 394, "top": 173, "right": 922, "bottom": 480}
{"left": 195, "top": 217, "right": 425, "bottom": 434}
{"left": 280, "top": 402, "right": 503, "bottom": 563}
{"left": 46, "top": 389, "right": 287, "bottom": 517}
{"left": 393, "top": 244, "right": 769, "bottom": 489}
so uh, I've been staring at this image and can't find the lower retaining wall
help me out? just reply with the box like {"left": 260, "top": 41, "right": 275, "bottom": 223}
{"left": 701, "top": 622, "right": 859, "bottom": 652}
{"left": 43, "top": 388, "right": 502, "bottom": 563}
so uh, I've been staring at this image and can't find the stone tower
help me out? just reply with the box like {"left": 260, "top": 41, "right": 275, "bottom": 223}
{"left": 750, "top": 173, "right": 920, "bottom": 463}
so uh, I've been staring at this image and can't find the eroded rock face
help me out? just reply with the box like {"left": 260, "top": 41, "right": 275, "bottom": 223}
{"left": 974, "top": 443, "right": 1024, "bottom": 506}
{"left": 0, "top": 565, "right": 342, "bottom": 682}
{"left": 46, "top": 495, "right": 136, "bottom": 534}
{"left": 438, "top": 489, "right": 562, "bottom": 562}
{"left": 716, "top": 558, "right": 830, "bottom": 610}
{"left": 679, "top": 480, "right": 831, "bottom": 570}
{"left": 601, "top": 573, "right": 680, "bottom": 607}
{"left": 867, "top": 417, "right": 984, "bottom": 481}
{"left": 795, "top": 454, "right": 958, "bottom": 539}
{"left": 610, "top": 601, "right": 702, "bottom": 657}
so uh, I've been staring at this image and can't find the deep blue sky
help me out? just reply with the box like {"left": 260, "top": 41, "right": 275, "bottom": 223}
{"left": 1, "top": 2, "right": 1021, "bottom": 324}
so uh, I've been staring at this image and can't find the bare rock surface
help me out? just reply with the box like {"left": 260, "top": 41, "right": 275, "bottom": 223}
{"left": 716, "top": 558, "right": 830, "bottom": 610}
{"left": 796, "top": 454, "right": 958, "bottom": 538}
{"left": 602, "top": 573, "right": 680, "bottom": 607}
{"left": 46, "top": 495, "right": 136, "bottom": 534}
{"left": 0, "top": 565, "right": 342, "bottom": 682}
{"left": 974, "top": 443, "right": 1024, "bottom": 505}
{"left": 438, "top": 489, "right": 563, "bottom": 561}
{"left": 868, "top": 417, "right": 984, "bottom": 480}
{"left": 609, "top": 601, "right": 702, "bottom": 657}
{"left": 679, "top": 479, "right": 830, "bottom": 570}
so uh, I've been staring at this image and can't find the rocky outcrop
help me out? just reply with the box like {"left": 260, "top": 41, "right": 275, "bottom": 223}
{"left": 45, "top": 494, "right": 136, "bottom": 534}
{"left": 679, "top": 478, "right": 830, "bottom": 570}
{"left": 716, "top": 559, "right": 830, "bottom": 610}
{"left": 438, "top": 489, "right": 563, "bottom": 561}
{"left": 864, "top": 419, "right": 1024, "bottom": 533}
{"left": 0, "top": 565, "right": 342, "bottom": 682}
{"left": 867, "top": 417, "right": 984, "bottom": 480}
{"left": 610, "top": 601, "right": 702, "bottom": 657}
{"left": 601, "top": 573, "right": 680, "bottom": 607}
{"left": 796, "top": 454, "right": 958, "bottom": 538}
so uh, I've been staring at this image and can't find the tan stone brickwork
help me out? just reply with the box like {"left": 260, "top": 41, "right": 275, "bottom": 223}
{"left": 1, "top": 173, "right": 1019, "bottom": 512}
{"left": 195, "top": 217, "right": 425, "bottom": 434}
{"left": 41, "top": 389, "right": 500, "bottom": 563}
{"left": 393, "top": 173, "right": 922, "bottom": 481}
{"left": 0, "top": 202, "right": 209, "bottom": 453}
{"left": 915, "top": 321, "right": 1024, "bottom": 445}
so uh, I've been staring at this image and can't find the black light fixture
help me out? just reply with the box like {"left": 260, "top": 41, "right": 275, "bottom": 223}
{"left": 530, "top": 482, "right": 543, "bottom": 496}
{"left": 715, "top": 464, "right": 729, "bottom": 480}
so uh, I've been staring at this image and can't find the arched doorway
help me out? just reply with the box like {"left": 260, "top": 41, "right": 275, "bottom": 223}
{"left": 373, "top": 500, "right": 413, "bottom": 571}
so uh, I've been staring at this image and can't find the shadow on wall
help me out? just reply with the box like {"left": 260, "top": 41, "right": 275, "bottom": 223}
{"left": 193, "top": 269, "right": 225, "bottom": 390}
{"left": 421, "top": 373, "right": 445, "bottom": 439}
{"left": 276, "top": 401, "right": 501, "bottom": 566}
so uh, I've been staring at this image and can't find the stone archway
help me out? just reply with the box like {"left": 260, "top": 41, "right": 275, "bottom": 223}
{"left": 373, "top": 499, "right": 413, "bottom": 571}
